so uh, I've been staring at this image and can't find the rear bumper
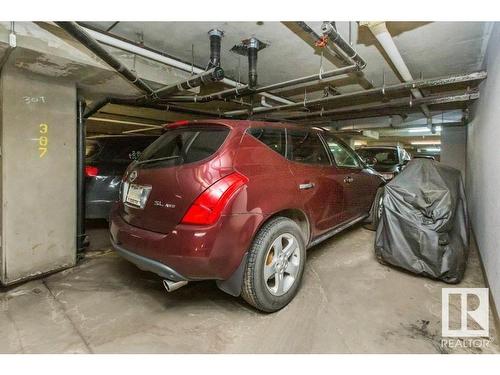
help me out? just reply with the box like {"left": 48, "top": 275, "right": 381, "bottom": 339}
{"left": 111, "top": 238, "right": 187, "bottom": 281}
{"left": 109, "top": 205, "right": 264, "bottom": 280}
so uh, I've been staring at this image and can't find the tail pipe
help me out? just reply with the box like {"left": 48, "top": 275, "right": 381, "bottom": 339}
{"left": 163, "top": 279, "right": 188, "bottom": 293}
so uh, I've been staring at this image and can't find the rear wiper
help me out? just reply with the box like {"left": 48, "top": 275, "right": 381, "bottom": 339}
{"left": 136, "top": 155, "right": 182, "bottom": 165}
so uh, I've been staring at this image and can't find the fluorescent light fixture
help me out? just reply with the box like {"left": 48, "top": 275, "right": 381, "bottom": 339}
{"left": 411, "top": 140, "right": 441, "bottom": 145}
{"left": 354, "top": 140, "right": 367, "bottom": 146}
{"left": 423, "top": 147, "right": 441, "bottom": 152}
{"left": 88, "top": 116, "right": 163, "bottom": 128}
{"left": 408, "top": 126, "right": 442, "bottom": 133}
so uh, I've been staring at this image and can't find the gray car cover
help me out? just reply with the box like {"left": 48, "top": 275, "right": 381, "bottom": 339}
{"left": 374, "top": 159, "right": 469, "bottom": 283}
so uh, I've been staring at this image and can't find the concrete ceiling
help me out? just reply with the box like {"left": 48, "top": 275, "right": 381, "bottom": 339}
{"left": 0, "top": 21, "right": 492, "bottom": 145}
{"left": 82, "top": 21, "right": 490, "bottom": 97}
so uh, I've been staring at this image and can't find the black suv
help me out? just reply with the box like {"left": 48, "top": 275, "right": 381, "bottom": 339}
{"left": 356, "top": 146, "right": 411, "bottom": 181}
{"left": 85, "top": 135, "right": 158, "bottom": 219}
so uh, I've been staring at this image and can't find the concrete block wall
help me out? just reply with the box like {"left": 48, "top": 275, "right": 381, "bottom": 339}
{"left": 466, "top": 22, "right": 500, "bottom": 317}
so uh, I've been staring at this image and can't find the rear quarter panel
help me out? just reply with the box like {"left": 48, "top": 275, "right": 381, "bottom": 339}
{"left": 228, "top": 132, "right": 305, "bottom": 223}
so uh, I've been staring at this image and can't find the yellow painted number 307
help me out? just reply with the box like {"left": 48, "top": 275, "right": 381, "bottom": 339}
{"left": 39, "top": 123, "right": 48, "bottom": 158}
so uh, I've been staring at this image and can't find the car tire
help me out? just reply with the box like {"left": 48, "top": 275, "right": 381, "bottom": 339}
{"left": 241, "top": 217, "right": 306, "bottom": 313}
{"left": 365, "top": 187, "right": 384, "bottom": 231}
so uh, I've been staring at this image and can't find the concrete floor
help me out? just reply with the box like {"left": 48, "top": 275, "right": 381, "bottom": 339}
{"left": 1, "top": 222, "right": 498, "bottom": 353}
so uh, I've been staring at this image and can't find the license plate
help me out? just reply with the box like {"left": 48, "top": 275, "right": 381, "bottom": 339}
{"left": 126, "top": 184, "right": 150, "bottom": 208}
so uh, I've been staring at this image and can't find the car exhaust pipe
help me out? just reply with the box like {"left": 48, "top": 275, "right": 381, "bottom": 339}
{"left": 163, "top": 279, "right": 188, "bottom": 293}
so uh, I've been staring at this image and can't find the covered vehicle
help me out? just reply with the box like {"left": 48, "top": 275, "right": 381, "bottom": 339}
{"left": 86, "top": 135, "right": 158, "bottom": 219}
{"left": 375, "top": 158, "right": 469, "bottom": 283}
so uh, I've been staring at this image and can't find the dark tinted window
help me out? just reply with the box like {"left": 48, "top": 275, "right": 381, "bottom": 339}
{"left": 287, "top": 130, "right": 329, "bottom": 165}
{"left": 87, "top": 137, "right": 157, "bottom": 163}
{"left": 247, "top": 127, "right": 286, "bottom": 157}
{"left": 137, "top": 126, "right": 229, "bottom": 168}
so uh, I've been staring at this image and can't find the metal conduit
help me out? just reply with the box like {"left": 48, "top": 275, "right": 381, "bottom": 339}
{"left": 168, "top": 65, "right": 357, "bottom": 103}
{"left": 292, "top": 22, "right": 366, "bottom": 69}
{"left": 283, "top": 91, "right": 480, "bottom": 121}
{"left": 56, "top": 21, "right": 157, "bottom": 98}
{"left": 224, "top": 71, "right": 486, "bottom": 117}
{"left": 320, "top": 22, "right": 367, "bottom": 69}
{"left": 153, "top": 67, "right": 224, "bottom": 98}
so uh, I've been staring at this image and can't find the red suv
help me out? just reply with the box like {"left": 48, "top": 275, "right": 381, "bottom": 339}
{"left": 110, "top": 120, "right": 384, "bottom": 312}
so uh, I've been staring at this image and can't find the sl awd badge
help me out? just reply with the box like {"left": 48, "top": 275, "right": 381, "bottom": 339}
{"left": 154, "top": 201, "right": 176, "bottom": 208}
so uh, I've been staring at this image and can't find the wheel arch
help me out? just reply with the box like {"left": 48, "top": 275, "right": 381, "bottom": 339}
{"left": 216, "top": 208, "right": 311, "bottom": 298}
{"left": 263, "top": 208, "right": 311, "bottom": 246}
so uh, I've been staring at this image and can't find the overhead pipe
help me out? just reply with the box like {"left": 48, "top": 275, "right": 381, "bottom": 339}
{"left": 56, "top": 21, "right": 157, "bottom": 98}
{"left": 282, "top": 91, "right": 480, "bottom": 121}
{"left": 0, "top": 22, "right": 16, "bottom": 73}
{"left": 84, "top": 95, "right": 223, "bottom": 119}
{"left": 78, "top": 23, "right": 293, "bottom": 105}
{"left": 76, "top": 96, "right": 87, "bottom": 257}
{"left": 107, "top": 97, "right": 222, "bottom": 117}
{"left": 320, "top": 22, "right": 367, "bottom": 69}
{"left": 60, "top": 20, "right": 223, "bottom": 101}
{"left": 84, "top": 69, "right": 224, "bottom": 117}
{"left": 153, "top": 67, "right": 224, "bottom": 98}
{"left": 70, "top": 24, "right": 224, "bottom": 117}
{"left": 359, "top": 21, "right": 431, "bottom": 118}
{"left": 247, "top": 38, "right": 260, "bottom": 89}
{"left": 207, "top": 29, "right": 223, "bottom": 69}
{"left": 149, "top": 28, "right": 225, "bottom": 98}
{"left": 329, "top": 121, "right": 464, "bottom": 132}
{"left": 291, "top": 22, "right": 366, "bottom": 70}
{"left": 224, "top": 71, "right": 486, "bottom": 117}
{"left": 168, "top": 65, "right": 357, "bottom": 103}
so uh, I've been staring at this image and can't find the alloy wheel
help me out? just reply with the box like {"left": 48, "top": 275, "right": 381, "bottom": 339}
{"left": 263, "top": 233, "right": 301, "bottom": 296}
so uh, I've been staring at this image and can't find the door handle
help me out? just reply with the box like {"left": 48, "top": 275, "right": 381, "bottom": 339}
{"left": 299, "top": 182, "right": 315, "bottom": 190}
{"left": 343, "top": 176, "right": 354, "bottom": 184}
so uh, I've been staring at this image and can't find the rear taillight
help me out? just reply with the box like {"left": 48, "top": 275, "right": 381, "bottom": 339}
{"left": 85, "top": 166, "right": 99, "bottom": 177}
{"left": 181, "top": 172, "right": 249, "bottom": 225}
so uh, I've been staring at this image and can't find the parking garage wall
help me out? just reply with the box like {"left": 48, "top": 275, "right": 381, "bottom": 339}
{"left": 467, "top": 22, "right": 500, "bottom": 318}
{"left": 441, "top": 126, "right": 466, "bottom": 178}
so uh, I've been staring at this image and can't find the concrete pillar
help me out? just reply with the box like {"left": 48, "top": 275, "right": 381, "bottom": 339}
{"left": 0, "top": 66, "right": 77, "bottom": 285}
{"left": 440, "top": 126, "right": 467, "bottom": 178}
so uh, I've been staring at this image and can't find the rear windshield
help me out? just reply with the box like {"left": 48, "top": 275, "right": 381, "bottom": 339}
{"left": 137, "top": 125, "right": 229, "bottom": 168}
{"left": 88, "top": 136, "right": 158, "bottom": 163}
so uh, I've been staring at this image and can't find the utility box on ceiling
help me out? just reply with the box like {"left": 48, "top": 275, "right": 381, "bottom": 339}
{"left": 0, "top": 67, "right": 77, "bottom": 285}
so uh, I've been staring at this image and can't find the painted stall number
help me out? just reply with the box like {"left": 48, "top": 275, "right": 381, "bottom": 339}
{"left": 39, "top": 123, "right": 48, "bottom": 158}
{"left": 23, "top": 96, "right": 47, "bottom": 104}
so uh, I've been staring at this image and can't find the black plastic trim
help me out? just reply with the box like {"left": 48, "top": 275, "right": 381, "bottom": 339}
{"left": 111, "top": 238, "right": 187, "bottom": 282}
